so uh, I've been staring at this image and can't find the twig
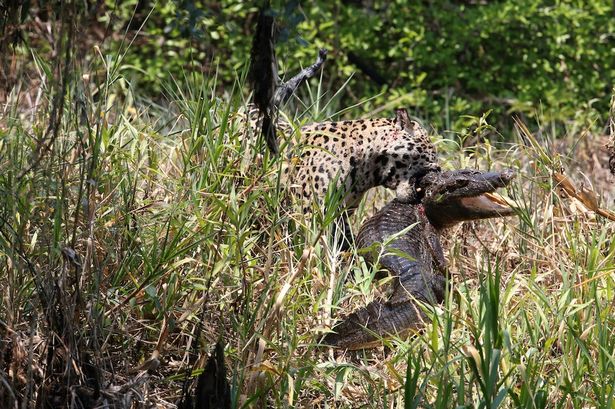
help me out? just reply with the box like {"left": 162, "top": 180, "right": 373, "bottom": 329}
{"left": 273, "top": 48, "right": 328, "bottom": 107}
{"left": 249, "top": 1, "right": 327, "bottom": 155}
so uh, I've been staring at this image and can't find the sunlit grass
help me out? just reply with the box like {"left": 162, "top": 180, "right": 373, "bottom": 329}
{"left": 1, "top": 47, "right": 614, "bottom": 408}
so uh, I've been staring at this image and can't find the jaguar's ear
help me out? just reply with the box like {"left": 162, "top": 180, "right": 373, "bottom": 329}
{"left": 395, "top": 108, "right": 412, "bottom": 131}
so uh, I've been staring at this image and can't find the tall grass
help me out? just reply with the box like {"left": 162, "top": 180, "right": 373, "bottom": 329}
{"left": 1, "top": 34, "right": 614, "bottom": 408}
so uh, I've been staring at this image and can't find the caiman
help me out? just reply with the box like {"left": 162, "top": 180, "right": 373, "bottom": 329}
{"left": 323, "top": 168, "right": 515, "bottom": 349}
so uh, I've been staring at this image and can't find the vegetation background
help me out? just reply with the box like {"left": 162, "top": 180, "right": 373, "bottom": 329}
{"left": 0, "top": 0, "right": 614, "bottom": 408}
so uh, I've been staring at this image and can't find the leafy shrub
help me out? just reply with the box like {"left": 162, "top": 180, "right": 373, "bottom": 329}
{"left": 99, "top": 0, "right": 614, "bottom": 135}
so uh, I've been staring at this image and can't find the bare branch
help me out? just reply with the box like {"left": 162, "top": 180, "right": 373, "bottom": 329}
{"left": 273, "top": 48, "right": 328, "bottom": 108}
{"left": 249, "top": 3, "right": 327, "bottom": 155}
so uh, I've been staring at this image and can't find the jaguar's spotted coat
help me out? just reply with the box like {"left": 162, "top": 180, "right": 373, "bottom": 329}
{"left": 285, "top": 109, "right": 441, "bottom": 215}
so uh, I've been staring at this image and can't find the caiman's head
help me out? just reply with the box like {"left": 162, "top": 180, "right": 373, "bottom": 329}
{"left": 418, "top": 169, "right": 515, "bottom": 229}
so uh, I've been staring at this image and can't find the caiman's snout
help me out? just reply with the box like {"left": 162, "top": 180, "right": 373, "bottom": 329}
{"left": 421, "top": 169, "right": 515, "bottom": 229}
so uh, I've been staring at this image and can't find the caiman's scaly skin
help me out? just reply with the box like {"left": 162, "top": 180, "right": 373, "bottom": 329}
{"left": 323, "top": 201, "right": 447, "bottom": 349}
{"left": 323, "top": 169, "right": 515, "bottom": 350}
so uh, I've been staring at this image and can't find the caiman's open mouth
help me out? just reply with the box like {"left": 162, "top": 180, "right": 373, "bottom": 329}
{"left": 420, "top": 169, "right": 516, "bottom": 229}
{"left": 459, "top": 191, "right": 514, "bottom": 214}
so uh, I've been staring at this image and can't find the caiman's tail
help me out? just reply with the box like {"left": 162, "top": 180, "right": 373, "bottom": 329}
{"left": 322, "top": 299, "right": 428, "bottom": 350}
